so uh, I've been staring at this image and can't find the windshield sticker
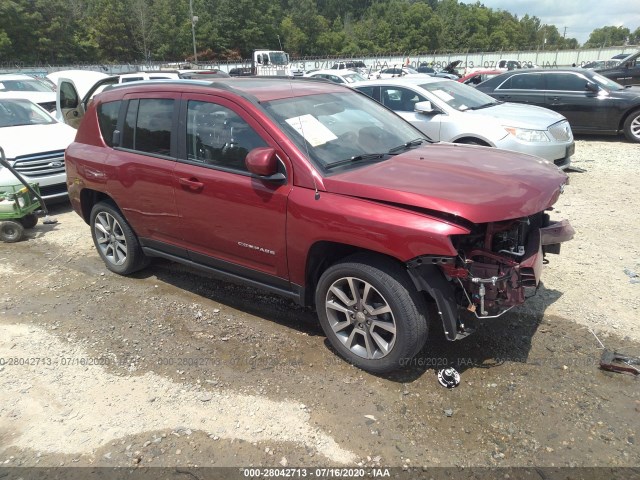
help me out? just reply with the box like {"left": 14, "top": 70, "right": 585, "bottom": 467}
{"left": 431, "top": 89, "right": 454, "bottom": 102}
{"left": 285, "top": 114, "right": 337, "bottom": 147}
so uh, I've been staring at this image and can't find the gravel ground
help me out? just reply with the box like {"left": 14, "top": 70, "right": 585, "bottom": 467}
{"left": 0, "top": 136, "right": 639, "bottom": 472}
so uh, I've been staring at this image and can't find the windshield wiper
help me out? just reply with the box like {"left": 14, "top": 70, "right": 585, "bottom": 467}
{"left": 468, "top": 102, "right": 498, "bottom": 110}
{"left": 324, "top": 153, "right": 387, "bottom": 169}
{"left": 388, "top": 138, "right": 425, "bottom": 154}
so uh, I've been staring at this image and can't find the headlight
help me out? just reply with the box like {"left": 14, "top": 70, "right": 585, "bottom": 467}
{"left": 504, "top": 127, "right": 550, "bottom": 142}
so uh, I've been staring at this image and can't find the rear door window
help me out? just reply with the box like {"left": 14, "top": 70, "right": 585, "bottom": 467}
{"left": 545, "top": 73, "right": 589, "bottom": 91}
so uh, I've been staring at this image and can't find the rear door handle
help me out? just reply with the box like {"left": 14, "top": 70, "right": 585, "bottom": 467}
{"left": 178, "top": 177, "right": 204, "bottom": 192}
{"left": 550, "top": 96, "right": 561, "bottom": 101}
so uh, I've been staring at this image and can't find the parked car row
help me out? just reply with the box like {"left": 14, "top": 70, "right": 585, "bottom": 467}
{"left": 4, "top": 58, "right": 638, "bottom": 218}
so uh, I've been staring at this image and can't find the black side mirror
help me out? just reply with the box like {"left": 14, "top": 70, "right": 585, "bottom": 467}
{"left": 585, "top": 82, "right": 599, "bottom": 93}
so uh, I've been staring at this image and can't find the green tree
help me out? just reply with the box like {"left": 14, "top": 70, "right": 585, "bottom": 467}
{"left": 0, "top": 0, "right": 40, "bottom": 63}
{"left": 584, "top": 26, "right": 631, "bottom": 48}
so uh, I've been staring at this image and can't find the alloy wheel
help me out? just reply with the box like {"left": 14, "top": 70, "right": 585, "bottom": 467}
{"left": 94, "top": 211, "right": 128, "bottom": 266}
{"left": 325, "top": 276, "right": 397, "bottom": 359}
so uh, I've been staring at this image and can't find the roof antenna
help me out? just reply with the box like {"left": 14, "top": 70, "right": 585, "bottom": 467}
{"left": 312, "top": 174, "right": 320, "bottom": 200}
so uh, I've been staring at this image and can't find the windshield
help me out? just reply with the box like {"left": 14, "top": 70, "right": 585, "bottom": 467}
{"left": 590, "top": 72, "right": 625, "bottom": 91}
{"left": 268, "top": 51, "right": 289, "bottom": 66}
{"left": 404, "top": 67, "right": 419, "bottom": 74}
{"left": 262, "top": 91, "right": 428, "bottom": 172}
{"left": 419, "top": 81, "right": 498, "bottom": 111}
{"left": 0, "top": 78, "right": 54, "bottom": 93}
{"left": 0, "top": 98, "right": 55, "bottom": 127}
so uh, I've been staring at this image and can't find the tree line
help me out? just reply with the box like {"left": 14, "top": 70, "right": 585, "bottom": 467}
{"left": 1, "top": 0, "right": 638, "bottom": 64}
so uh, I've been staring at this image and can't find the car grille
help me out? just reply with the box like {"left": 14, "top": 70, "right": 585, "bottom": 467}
{"left": 549, "top": 121, "right": 573, "bottom": 142}
{"left": 12, "top": 150, "right": 65, "bottom": 178}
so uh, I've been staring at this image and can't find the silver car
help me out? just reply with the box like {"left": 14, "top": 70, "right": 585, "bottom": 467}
{"left": 352, "top": 77, "right": 574, "bottom": 169}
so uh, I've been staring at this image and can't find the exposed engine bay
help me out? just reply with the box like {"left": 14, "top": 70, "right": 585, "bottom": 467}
{"left": 407, "top": 210, "right": 575, "bottom": 341}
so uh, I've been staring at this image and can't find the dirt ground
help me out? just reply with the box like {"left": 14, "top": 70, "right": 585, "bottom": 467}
{"left": 0, "top": 135, "right": 639, "bottom": 474}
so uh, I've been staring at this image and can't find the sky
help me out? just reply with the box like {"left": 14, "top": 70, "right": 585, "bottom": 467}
{"left": 459, "top": 0, "right": 640, "bottom": 44}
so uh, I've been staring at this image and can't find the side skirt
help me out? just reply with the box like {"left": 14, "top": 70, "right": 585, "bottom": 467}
{"left": 141, "top": 245, "right": 305, "bottom": 306}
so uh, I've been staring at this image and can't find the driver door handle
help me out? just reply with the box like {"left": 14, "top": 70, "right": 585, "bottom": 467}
{"left": 178, "top": 177, "right": 204, "bottom": 192}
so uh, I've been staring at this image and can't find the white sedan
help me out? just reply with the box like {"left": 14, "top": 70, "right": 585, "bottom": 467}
{"left": 303, "top": 69, "right": 368, "bottom": 84}
{"left": 374, "top": 67, "right": 430, "bottom": 79}
{"left": 0, "top": 98, "right": 77, "bottom": 201}
{"left": 352, "top": 76, "right": 575, "bottom": 169}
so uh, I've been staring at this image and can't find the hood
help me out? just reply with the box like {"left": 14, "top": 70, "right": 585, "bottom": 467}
{"left": 614, "top": 85, "right": 640, "bottom": 98}
{"left": 0, "top": 122, "right": 77, "bottom": 159}
{"left": 322, "top": 143, "right": 567, "bottom": 224}
{"left": 442, "top": 60, "right": 462, "bottom": 73}
{"left": 466, "top": 102, "right": 566, "bottom": 129}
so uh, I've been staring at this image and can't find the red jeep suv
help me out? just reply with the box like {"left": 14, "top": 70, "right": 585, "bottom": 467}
{"left": 65, "top": 78, "right": 574, "bottom": 373}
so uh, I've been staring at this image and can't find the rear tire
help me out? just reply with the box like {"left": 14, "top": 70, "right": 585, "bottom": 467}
{"left": 89, "top": 201, "right": 148, "bottom": 275}
{"left": 623, "top": 110, "right": 640, "bottom": 143}
{"left": 19, "top": 213, "right": 38, "bottom": 229}
{"left": 315, "top": 255, "right": 428, "bottom": 373}
{"left": 0, "top": 221, "right": 24, "bottom": 243}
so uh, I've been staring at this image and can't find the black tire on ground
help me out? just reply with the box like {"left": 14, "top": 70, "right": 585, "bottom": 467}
{"left": 19, "top": 213, "right": 38, "bottom": 229}
{"left": 623, "top": 109, "right": 640, "bottom": 143}
{"left": 315, "top": 254, "right": 428, "bottom": 373}
{"left": 89, "top": 201, "right": 149, "bottom": 275}
{"left": 0, "top": 220, "right": 25, "bottom": 243}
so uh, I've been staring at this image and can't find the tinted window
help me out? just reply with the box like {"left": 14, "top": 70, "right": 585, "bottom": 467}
{"left": 121, "top": 98, "right": 174, "bottom": 156}
{"left": 97, "top": 100, "right": 121, "bottom": 147}
{"left": 546, "top": 73, "right": 589, "bottom": 91}
{"left": 186, "top": 101, "right": 267, "bottom": 171}
{"left": 381, "top": 87, "right": 426, "bottom": 111}
{"left": 498, "top": 73, "right": 543, "bottom": 90}
{"left": 356, "top": 86, "right": 375, "bottom": 99}
{"left": 59, "top": 81, "right": 79, "bottom": 109}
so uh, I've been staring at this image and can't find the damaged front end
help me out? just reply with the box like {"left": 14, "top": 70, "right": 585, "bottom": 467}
{"left": 408, "top": 211, "right": 574, "bottom": 341}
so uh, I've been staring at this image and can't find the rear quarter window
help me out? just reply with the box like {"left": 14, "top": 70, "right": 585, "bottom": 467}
{"left": 122, "top": 98, "right": 174, "bottom": 156}
{"left": 498, "top": 73, "right": 543, "bottom": 90}
{"left": 97, "top": 100, "right": 121, "bottom": 147}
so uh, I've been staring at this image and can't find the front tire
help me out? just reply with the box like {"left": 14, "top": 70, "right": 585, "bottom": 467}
{"left": 623, "top": 109, "right": 640, "bottom": 143}
{"left": 0, "top": 221, "right": 24, "bottom": 243}
{"left": 315, "top": 255, "right": 428, "bottom": 373}
{"left": 90, "top": 201, "right": 148, "bottom": 275}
